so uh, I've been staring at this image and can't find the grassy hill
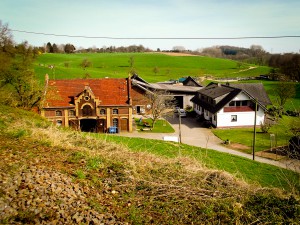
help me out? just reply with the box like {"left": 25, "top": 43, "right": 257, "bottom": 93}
{"left": 34, "top": 53, "right": 271, "bottom": 82}
{"left": 0, "top": 104, "right": 299, "bottom": 224}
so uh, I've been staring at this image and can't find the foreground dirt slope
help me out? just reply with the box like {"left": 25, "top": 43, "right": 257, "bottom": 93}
{"left": 0, "top": 136, "right": 123, "bottom": 224}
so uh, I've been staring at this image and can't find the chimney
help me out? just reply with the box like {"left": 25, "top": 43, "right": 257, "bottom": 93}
{"left": 127, "top": 76, "right": 132, "bottom": 105}
{"left": 43, "top": 74, "right": 49, "bottom": 96}
{"left": 45, "top": 74, "right": 49, "bottom": 83}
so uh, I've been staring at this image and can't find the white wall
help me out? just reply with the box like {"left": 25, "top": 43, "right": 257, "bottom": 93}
{"left": 184, "top": 95, "right": 195, "bottom": 108}
{"left": 216, "top": 107, "right": 265, "bottom": 127}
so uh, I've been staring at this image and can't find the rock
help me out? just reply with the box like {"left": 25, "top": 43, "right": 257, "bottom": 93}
{"left": 0, "top": 166, "right": 123, "bottom": 224}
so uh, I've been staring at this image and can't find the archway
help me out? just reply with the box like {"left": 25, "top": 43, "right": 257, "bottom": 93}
{"left": 80, "top": 119, "right": 97, "bottom": 132}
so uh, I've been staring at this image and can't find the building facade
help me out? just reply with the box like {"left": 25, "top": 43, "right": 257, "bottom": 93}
{"left": 41, "top": 77, "right": 133, "bottom": 133}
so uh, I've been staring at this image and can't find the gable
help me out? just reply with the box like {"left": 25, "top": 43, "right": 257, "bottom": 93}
{"left": 182, "top": 76, "right": 202, "bottom": 87}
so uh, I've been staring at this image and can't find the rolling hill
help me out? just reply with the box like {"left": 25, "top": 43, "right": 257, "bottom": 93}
{"left": 34, "top": 52, "right": 271, "bottom": 82}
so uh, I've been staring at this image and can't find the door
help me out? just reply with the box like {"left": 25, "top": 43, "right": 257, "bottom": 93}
{"left": 137, "top": 106, "right": 141, "bottom": 114}
{"left": 120, "top": 118, "right": 128, "bottom": 132}
{"left": 97, "top": 119, "right": 106, "bottom": 133}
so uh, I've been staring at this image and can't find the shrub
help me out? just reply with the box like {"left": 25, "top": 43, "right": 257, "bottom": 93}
{"left": 288, "top": 136, "right": 300, "bottom": 159}
{"left": 260, "top": 121, "right": 272, "bottom": 133}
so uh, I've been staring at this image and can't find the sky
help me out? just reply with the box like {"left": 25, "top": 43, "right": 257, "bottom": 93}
{"left": 1, "top": 0, "right": 300, "bottom": 53}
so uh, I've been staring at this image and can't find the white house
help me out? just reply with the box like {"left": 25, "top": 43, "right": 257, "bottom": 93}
{"left": 191, "top": 83, "right": 272, "bottom": 127}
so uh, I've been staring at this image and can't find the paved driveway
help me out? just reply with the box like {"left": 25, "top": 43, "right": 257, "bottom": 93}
{"left": 118, "top": 115, "right": 300, "bottom": 172}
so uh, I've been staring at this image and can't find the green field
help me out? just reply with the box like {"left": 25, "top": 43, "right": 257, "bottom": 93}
{"left": 34, "top": 52, "right": 271, "bottom": 82}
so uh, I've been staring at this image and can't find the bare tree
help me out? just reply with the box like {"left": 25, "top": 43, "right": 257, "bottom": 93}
{"left": 128, "top": 56, "right": 135, "bottom": 68}
{"left": 145, "top": 90, "right": 176, "bottom": 128}
{"left": 173, "top": 46, "right": 185, "bottom": 52}
{"left": 153, "top": 66, "right": 160, "bottom": 75}
{"left": 80, "top": 58, "right": 92, "bottom": 70}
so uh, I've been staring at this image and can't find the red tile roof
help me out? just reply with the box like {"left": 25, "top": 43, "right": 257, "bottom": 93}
{"left": 44, "top": 78, "right": 130, "bottom": 107}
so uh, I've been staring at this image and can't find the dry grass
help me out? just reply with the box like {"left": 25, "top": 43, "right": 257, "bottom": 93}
{"left": 1, "top": 106, "right": 300, "bottom": 224}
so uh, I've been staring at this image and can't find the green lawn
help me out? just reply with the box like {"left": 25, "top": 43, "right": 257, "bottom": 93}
{"left": 93, "top": 133, "right": 300, "bottom": 191}
{"left": 34, "top": 53, "right": 271, "bottom": 83}
{"left": 134, "top": 118, "right": 175, "bottom": 133}
{"left": 212, "top": 116, "right": 300, "bottom": 153}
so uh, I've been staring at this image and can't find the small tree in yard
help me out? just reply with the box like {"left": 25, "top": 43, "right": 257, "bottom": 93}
{"left": 145, "top": 90, "right": 176, "bottom": 129}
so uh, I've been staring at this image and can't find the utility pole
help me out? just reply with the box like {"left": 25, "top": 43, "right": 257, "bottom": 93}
{"left": 252, "top": 100, "right": 258, "bottom": 160}
{"left": 178, "top": 109, "right": 182, "bottom": 144}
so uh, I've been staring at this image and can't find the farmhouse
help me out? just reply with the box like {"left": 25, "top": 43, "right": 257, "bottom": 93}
{"left": 191, "top": 83, "right": 271, "bottom": 127}
{"left": 41, "top": 75, "right": 133, "bottom": 133}
{"left": 131, "top": 75, "right": 202, "bottom": 114}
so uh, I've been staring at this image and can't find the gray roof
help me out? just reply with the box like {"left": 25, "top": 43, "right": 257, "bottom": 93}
{"left": 230, "top": 83, "right": 272, "bottom": 106}
{"left": 150, "top": 83, "right": 202, "bottom": 93}
{"left": 198, "top": 83, "right": 236, "bottom": 98}
{"left": 132, "top": 78, "right": 202, "bottom": 94}
{"left": 182, "top": 76, "right": 203, "bottom": 87}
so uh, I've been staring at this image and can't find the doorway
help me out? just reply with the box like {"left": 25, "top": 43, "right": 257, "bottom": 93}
{"left": 120, "top": 118, "right": 128, "bottom": 132}
{"left": 97, "top": 119, "right": 106, "bottom": 133}
{"left": 174, "top": 96, "right": 184, "bottom": 108}
{"left": 80, "top": 119, "right": 97, "bottom": 132}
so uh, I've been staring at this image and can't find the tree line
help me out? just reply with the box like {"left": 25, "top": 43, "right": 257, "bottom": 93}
{"left": 0, "top": 21, "right": 42, "bottom": 109}
{"left": 198, "top": 45, "right": 300, "bottom": 81}
{"left": 44, "top": 42, "right": 152, "bottom": 54}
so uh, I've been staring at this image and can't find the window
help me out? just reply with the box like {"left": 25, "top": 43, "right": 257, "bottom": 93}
{"left": 100, "top": 109, "right": 106, "bottom": 115}
{"left": 242, "top": 100, "right": 247, "bottom": 106}
{"left": 82, "top": 105, "right": 93, "bottom": 116}
{"left": 229, "top": 101, "right": 235, "bottom": 106}
{"left": 112, "top": 109, "right": 118, "bottom": 114}
{"left": 84, "top": 96, "right": 90, "bottom": 101}
{"left": 231, "top": 115, "right": 237, "bottom": 122}
{"left": 55, "top": 110, "right": 62, "bottom": 116}
{"left": 113, "top": 118, "right": 118, "bottom": 127}
{"left": 56, "top": 120, "right": 62, "bottom": 126}
{"left": 69, "top": 110, "right": 75, "bottom": 117}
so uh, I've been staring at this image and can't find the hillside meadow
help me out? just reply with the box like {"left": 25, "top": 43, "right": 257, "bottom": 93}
{"left": 34, "top": 52, "right": 271, "bottom": 82}
{"left": 0, "top": 104, "right": 299, "bottom": 224}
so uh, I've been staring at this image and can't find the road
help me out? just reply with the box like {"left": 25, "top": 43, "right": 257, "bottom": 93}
{"left": 118, "top": 116, "right": 300, "bottom": 172}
